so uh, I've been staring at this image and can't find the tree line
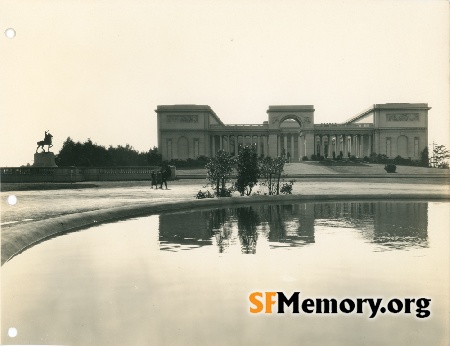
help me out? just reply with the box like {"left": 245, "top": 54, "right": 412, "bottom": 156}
{"left": 55, "top": 137, "right": 162, "bottom": 167}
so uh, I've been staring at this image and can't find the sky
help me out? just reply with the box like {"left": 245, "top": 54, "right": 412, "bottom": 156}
{"left": 0, "top": 0, "right": 448, "bottom": 167}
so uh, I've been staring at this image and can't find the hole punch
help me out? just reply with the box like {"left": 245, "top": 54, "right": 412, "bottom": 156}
{"left": 8, "top": 327, "right": 18, "bottom": 337}
{"left": 5, "top": 28, "right": 16, "bottom": 39}
{"left": 7, "top": 195, "right": 17, "bottom": 206}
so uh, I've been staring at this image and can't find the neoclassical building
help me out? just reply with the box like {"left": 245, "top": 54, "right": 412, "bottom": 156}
{"left": 155, "top": 103, "right": 430, "bottom": 161}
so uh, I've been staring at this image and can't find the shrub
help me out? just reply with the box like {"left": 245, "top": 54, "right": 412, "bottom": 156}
{"left": 205, "top": 150, "right": 235, "bottom": 197}
{"left": 235, "top": 146, "right": 259, "bottom": 196}
{"left": 280, "top": 180, "right": 295, "bottom": 195}
{"left": 393, "top": 155, "right": 413, "bottom": 166}
{"left": 311, "top": 154, "right": 318, "bottom": 161}
{"left": 350, "top": 155, "right": 357, "bottom": 161}
{"left": 302, "top": 156, "right": 309, "bottom": 161}
{"left": 363, "top": 156, "right": 370, "bottom": 162}
{"left": 196, "top": 190, "right": 214, "bottom": 199}
{"left": 216, "top": 187, "right": 233, "bottom": 197}
{"left": 258, "top": 156, "right": 287, "bottom": 195}
{"left": 384, "top": 164, "right": 397, "bottom": 173}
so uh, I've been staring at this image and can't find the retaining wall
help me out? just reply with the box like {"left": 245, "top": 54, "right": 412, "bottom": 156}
{"left": 0, "top": 166, "right": 176, "bottom": 183}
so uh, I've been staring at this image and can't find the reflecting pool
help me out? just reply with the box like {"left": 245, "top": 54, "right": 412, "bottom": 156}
{"left": 2, "top": 201, "right": 449, "bottom": 345}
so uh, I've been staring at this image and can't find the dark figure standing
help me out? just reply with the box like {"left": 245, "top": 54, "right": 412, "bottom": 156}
{"left": 160, "top": 164, "right": 171, "bottom": 189}
{"left": 151, "top": 171, "right": 157, "bottom": 189}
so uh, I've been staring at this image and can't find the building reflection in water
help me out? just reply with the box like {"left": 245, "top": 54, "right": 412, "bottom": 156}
{"left": 158, "top": 201, "right": 428, "bottom": 254}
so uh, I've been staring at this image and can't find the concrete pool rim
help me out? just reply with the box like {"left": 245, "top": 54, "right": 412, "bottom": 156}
{"left": 2, "top": 192, "right": 449, "bottom": 265}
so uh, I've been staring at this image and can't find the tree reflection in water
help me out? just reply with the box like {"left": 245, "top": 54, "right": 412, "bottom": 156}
{"left": 158, "top": 201, "right": 429, "bottom": 253}
{"left": 236, "top": 207, "right": 260, "bottom": 254}
{"left": 209, "top": 209, "right": 233, "bottom": 253}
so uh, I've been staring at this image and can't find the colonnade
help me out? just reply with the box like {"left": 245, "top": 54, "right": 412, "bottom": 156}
{"left": 210, "top": 132, "right": 373, "bottom": 160}
{"left": 314, "top": 134, "right": 372, "bottom": 158}
{"left": 210, "top": 132, "right": 307, "bottom": 161}
{"left": 276, "top": 133, "right": 306, "bottom": 161}
{"left": 210, "top": 134, "right": 268, "bottom": 157}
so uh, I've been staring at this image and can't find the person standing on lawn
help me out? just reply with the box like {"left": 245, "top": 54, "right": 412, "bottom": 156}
{"left": 160, "top": 164, "right": 171, "bottom": 189}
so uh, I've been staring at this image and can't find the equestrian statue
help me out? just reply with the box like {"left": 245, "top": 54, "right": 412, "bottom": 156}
{"left": 36, "top": 130, "right": 53, "bottom": 153}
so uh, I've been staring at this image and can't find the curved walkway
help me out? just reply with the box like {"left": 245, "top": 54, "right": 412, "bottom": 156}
{"left": 2, "top": 179, "right": 449, "bottom": 265}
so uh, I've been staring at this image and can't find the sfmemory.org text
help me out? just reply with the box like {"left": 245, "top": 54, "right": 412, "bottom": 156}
{"left": 249, "top": 292, "right": 431, "bottom": 318}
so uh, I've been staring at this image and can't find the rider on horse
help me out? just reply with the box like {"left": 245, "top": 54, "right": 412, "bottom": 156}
{"left": 36, "top": 130, "right": 53, "bottom": 152}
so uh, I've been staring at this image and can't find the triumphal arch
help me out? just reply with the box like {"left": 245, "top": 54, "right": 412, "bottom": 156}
{"left": 155, "top": 103, "right": 430, "bottom": 161}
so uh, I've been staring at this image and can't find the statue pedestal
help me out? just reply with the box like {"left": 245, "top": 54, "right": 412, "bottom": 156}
{"left": 33, "top": 152, "right": 57, "bottom": 167}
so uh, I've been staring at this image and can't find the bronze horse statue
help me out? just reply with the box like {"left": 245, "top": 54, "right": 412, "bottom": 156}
{"left": 36, "top": 131, "right": 53, "bottom": 153}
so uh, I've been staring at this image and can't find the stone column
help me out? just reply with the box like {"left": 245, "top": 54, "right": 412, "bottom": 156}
{"left": 262, "top": 136, "right": 267, "bottom": 156}
{"left": 298, "top": 135, "right": 303, "bottom": 160}
{"left": 321, "top": 135, "right": 326, "bottom": 157}
{"left": 326, "top": 135, "right": 330, "bottom": 157}
{"left": 368, "top": 135, "right": 372, "bottom": 156}
{"left": 349, "top": 135, "right": 353, "bottom": 155}
{"left": 351, "top": 135, "right": 355, "bottom": 156}
{"left": 343, "top": 135, "right": 347, "bottom": 156}
{"left": 360, "top": 135, "right": 363, "bottom": 157}
{"left": 211, "top": 135, "right": 216, "bottom": 157}
{"left": 284, "top": 134, "right": 288, "bottom": 156}
{"left": 235, "top": 136, "right": 238, "bottom": 156}
{"left": 277, "top": 135, "right": 281, "bottom": 156}
{"left": 257, "top": 135, "right": 261, "bottom": 157}
{"left": 304, "top": 132, "right": 314, "bottom": 158}
{"left": 291, "top": 134, "right": 295, "bottom": 161}
{"left": 335, "top": 135, "right": 338, "bottom": 156}
{"left": 219, "top": 135, "right": 223, "bottom": 150}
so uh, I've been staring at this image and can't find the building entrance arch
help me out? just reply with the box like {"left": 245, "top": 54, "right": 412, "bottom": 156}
{"left": 278, "top": 115, "right": 304, "bottom": 129}
{"left": 278, "top": 116, "right": 303, "bottom": 162}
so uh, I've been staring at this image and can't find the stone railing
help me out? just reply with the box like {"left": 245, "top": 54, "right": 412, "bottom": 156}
{"left": 315, "top": 123, "right": 373, "bottom": 128}
{"left": 0, "top": 166, "right": 175, "bottom": 183}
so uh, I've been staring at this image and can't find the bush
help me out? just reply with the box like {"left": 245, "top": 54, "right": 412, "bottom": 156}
{"left": 280, "top": 180, "right": 295, "bottom": 195}
{"left": 384, "top": 164, "right": 397, "bottom": 173}
{"left": 302, "top": 156, "right": 309, "bottom": 161}
{"left": 215, "top": 187, "right": 233, "bottom": 198}
{"left": 196, "top": 190, "right": 214, "bottom": 199}
{"left": 318, "top": 155, "right": 325, "bottom": 161}
{"left": 350, "top": 155, "right": 357, "bottom": 161}
{"left": 393, "top": 155, "right": 413, "bottom": 166}
{"left": 311, "top": 154, "right": 318, "bottom": 161}
{"left": 235, "top": 146, "right": 259, "bottom": 196}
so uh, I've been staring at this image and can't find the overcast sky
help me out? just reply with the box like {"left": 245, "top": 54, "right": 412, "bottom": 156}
{"left": 1, "top": 0, "right": 448, "bottom": 166}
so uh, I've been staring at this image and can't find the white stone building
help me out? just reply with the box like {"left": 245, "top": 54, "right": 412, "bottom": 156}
{"left": 155, "top": 103, "right": 429, "bottom": 161}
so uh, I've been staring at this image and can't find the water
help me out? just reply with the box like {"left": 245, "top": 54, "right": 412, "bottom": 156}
{"left": 1, "top": 201, "right": 449, "bottom": 345}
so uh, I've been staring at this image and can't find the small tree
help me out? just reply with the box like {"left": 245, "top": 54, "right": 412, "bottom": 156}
{"left": 273, "top": 156, "right": 287, "bottom": 195}
{"left": 431, "top": 144, "right": 450, "bottom": 169}
{"left": 235, "top": 146, "right": 259, "bottom": 196}
{"left": 258, "top": 156, "right": 287, "bottom": 195}
{"left": 205, "top": 150, "right": 235, "bottom": 197}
